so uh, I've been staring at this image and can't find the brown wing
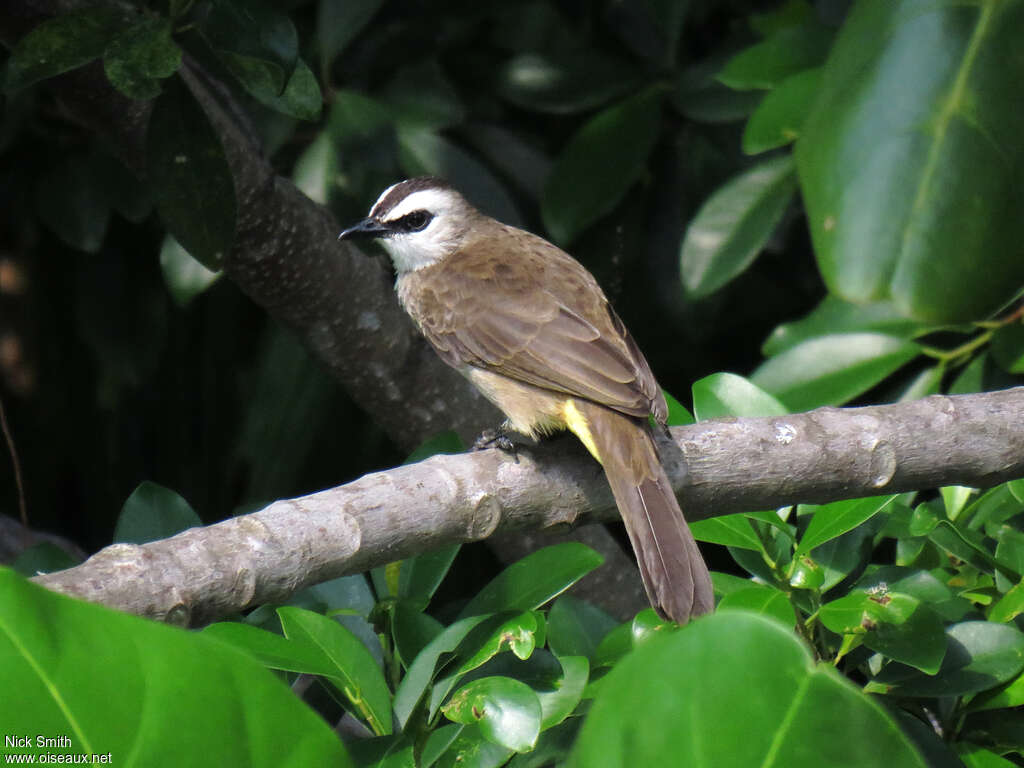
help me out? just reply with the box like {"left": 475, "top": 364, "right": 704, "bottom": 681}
{"left": 402, "top": 225, "right": 667, "bottom": 422}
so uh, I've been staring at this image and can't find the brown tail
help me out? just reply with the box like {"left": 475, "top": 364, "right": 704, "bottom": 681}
{"left": 575, "top": 401, "right": 714, "bottom": 624}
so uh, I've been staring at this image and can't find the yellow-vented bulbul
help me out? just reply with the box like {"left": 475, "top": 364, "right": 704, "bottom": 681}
{"left": 339, "top": 177, "right": 713, "bottom": 624}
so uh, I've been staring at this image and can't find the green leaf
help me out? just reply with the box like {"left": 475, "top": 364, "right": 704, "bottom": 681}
{"left": 968, "top": 665, "right": 1024, "bottom": 713}
{"left": 796, "top": 495, "right": 898, "bottom": 558}
{"left": 246, "top": 58, "right": 323, "bottom": 122}
{"left": 147, "top": 76, "right": 236, "bottom": 269}
{"left": 673, "top": 61, "right": 765, "bottom": 124}
{"left": 742, "top": 68, "right": 822, "bottom": 154}
{"left": 398, "top": 127, "right": 521, "bottom": 227}
{"left": 546, "top": 596, "right": 617, "bottom": 659}
{"left": 102, "top": 17, "right": 181, "bottom": 100}
{"left": 718, "top": 585, "right": 796, "bottom": 627}
{"left": 458, "top": 543, "right": 604, "bottom": 620}
{"left": 717, "top": 22, "right": 832, "bottom": 90}
{"left": 942, "top": 485, "right": 975, "bottom": 521}
{"left": 689, "top": 513, "right": 762, "bottom": 551}
{"left": 680, "top": 154, "right": 797, "bottom": 298}
{"left": 991, "top": 323, "right": 1024, "bottom": 373}
{"left": 5, "top": 8, "right": 124, "bottom": 91}
{"left": 930, "top": 521, "right": 1020, "bottom": 581}
{"left": 11, "top": 543, "right": 80, "bottom": 577}
{"left": 398, "top": 545, "right": 460, "bottom": 608}
{"left": 277, "top": 606, "right": 392, "bottom": 735}
{"left": 795, "top": 0, "right": 1024, "bottom": 322}
{"left": 957, "top": 744, "right": 1020, "bottom": 768}
{"left": 0, "top": 569, "right": 351, "bottom": 764}
{"left": 159, "top": 235, "right": 222, "bottom": 306}
{"left": 429, "top": 724, "right": 513, "bottom": 768}
{"left": 819, "top": 590, "right": 947, "bottom": 674}
{"left": 202, "top": 0, "right": 298, "bottom": 96}
{"left": 317, "top": 0, "right": 384, "bottom": 70}
{"left": 404, "top": 431, "right": 465, "bottom": 464}
{"left": 393, "top": 615, "right": 493, "bottom": 728}
{"left": 749, "top": 0, "right": 815, "bottom": 37}
{"left": 691, "top": 372, "right": 788, "bottom": 420}
{"left": 762, "top": 295, "right": 924, "bottom": 358}
{"left": 570, "top": 612, "right": 926, "bottom": 767}
{"left": 537, "top": 656, "right": 589, "bottom": 730}
{"left": 456, "top": 612, "right": 542, "bottom": 674}
{"left": 203, "top": 621, "right": 338, "bottom": 675}
{"left": 989, "top": 581, "right": 1024, "bottom": 623}
{"left": 496, "top": 51, "right": 638, "bottom": 115}
{"left": 541, "top": 87, "right": 663, "bottom": 245}
{"left": 113, "top": 481, "right": 201, "bottom": 544}
{"left": 443, "top": 677, "right": 542, "bottom": 753}
{"left": 874, "top": 621, "right": 1024, "bottom": 697}
{"left": 392, "top": 602, "right": 444, "bottom": 668}
{"left": 663, "top": 390, "right": 695, "bottom": 426}
{"left": 750, "top": 333, "right": 921, "bottom": 411}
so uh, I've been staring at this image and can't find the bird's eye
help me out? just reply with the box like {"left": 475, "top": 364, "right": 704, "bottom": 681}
{"left": 402, "top": 211, "right": 432, "bottom": 232}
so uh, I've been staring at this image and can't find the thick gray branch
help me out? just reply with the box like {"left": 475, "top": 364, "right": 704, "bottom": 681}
{"left": 32, "top": 389, "right": 1024, "bottom": 625}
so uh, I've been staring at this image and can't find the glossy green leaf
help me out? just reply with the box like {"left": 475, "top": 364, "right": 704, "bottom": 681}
{"left": 496, "top": 51, "right": 638, "bottom": 114}
{"left": 691, "top": 372, "right": 788, "bottom": 420}
{"left": 429, "top": 724, "right": 513, "bottom": 768}
{"left": 443, "top": 677, "right": 542, "bottom": 753}
{"left": 796, "top": 495, "right": 898, "bottom": 558}
{"left": 246, "top": 59, "right": 323, "bottom": 122}
{"left": 11, "top": 543, "right": 80, "bottom": 577}
{"left": 942, "top": 485, "right": 976, "bottom": 521}
{"left": 718, "top": 585, "right": 796, "bottom": 627}
{"left": 930, "top": 521, "right": 1020, "bottom": 581}
{"left": 717, "top": 22, "right": 832, "bottom": 90}
{"left": 673, "top": 62, "right": 764, "bottom": 124}
{"left": 159, "top": 235, "right": 221, "bottom": 306}
{"left": 456, "top": 612, "right": 542, "bottom": 674}
{"left": 102, "top": 17, "right": 181, "bottom": 100}
{"left": 991, "top": 324, "right": 1024, "bottom": 373}
{"left": 957, "top": 744, "right": 1019, "bottom": 768}
{"left": 663, "top": 390, "right": 695, "bottom": 426}
{"left": 570, "top": 612, "right": 926, "bottom": 767}
{"left": 399, "top": 545, "right": 460, "bottom": 608}
{"left": 392, "top": 602, "right": 444, "bottom": 669}
{"left": 762, "top": 295, "right": 924, "bottom": 357}
{"left": 458, "top": 543, "right": 603, "bottom": 620}
{"left": 680, "top": 154, "right": 797, "bottom": 298}
{"left": 689, "top": 513, "right": 762, "bottom": 551}
{"left": 398, "top": 127, "right": 521, "bottom": 226}
{"left": 820, "top": 590, "right": 946, "bottom": 673}
{"left": 542, "top": 88, "right": 663, "bottom": 245}
{"left": 789, "top": 556, "right": 825, "bottom": 590}
{"left": 317, "top": 0, "right": 384, "bottom": 69}
{"left": 404, "top": 432, "right": 465, "bottom": 464}
{"left": 546, "top": 595, "right": 617, "bottom": 660}
{"left": 202, "top": 621, "right": 337, "bottom": 675}
{"left": 750, "top": 333, "right": 921, "bottom": 411}
{"left": 795, "top": 0, "right": 1024, "bottom": 322}
{"left": 393, "top": 615, "right": 492, "bottom": 728}
{"left": 147, "top": 76, "right": 236, "bottom": 269}
{"left": 277, "top": 606, "right": 392, "bottom": 735}
{"left": 537, "top": 655, "right": 589, "bottom": 729}
{"left": 989, "top": 581, "right": 1024, "bottom": 623}
{"left": 743, "top": 68, "right": 822, "bottom": 154}
{"left": 5, "top": 8, "right": 124, "bottom": 91}
{"left": 202, "top": 0, "right": 297, "bottom": 96}
{"left": 0, "top": 569, "right": 351, "bottom": 764}
{"left": 874, "top": 621, "right": 1024, "bottom": 697}
{"left": 113, "top": 481, "right": 201, "bottom": 544}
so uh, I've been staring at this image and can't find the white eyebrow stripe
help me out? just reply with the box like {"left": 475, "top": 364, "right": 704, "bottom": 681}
{"left": 382, "top": 188, "right": 456, "bottom": 223}
{"left": 369, "top": 182, "right": 401, "bottom": 219}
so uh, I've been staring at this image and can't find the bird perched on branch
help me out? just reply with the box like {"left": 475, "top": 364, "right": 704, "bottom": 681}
{"left": 340, "top": 177, "right": 713, "bottom": 624}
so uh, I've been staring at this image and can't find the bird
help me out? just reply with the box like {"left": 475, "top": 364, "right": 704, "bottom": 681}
{"left": 339, "top": 177, "right": 713, "bottom": 624}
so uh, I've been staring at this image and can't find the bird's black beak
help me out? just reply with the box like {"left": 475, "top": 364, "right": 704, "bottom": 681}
{"left": 338, "top": 217, "right": 391, "bottom": 241}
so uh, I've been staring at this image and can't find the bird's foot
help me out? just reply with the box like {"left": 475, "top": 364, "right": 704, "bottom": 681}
{"left": 473, "top": 425, "right": 519, "bottom": 462}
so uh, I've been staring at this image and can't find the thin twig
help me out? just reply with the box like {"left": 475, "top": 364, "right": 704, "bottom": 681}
{"left": 0, "top": 396, "right": 27, "bottom": 526}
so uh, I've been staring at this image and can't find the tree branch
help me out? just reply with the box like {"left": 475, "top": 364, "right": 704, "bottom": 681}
{"left": 31, "top": 389, "right": 1024, "bottom": 625}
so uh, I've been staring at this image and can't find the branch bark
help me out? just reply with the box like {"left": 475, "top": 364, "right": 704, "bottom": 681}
{"left": 32, "top": 388, "right": 1024, "bottom": 625}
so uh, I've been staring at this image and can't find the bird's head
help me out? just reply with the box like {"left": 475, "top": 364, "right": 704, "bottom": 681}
{"left": 338, "top": 177, "right": 480, "bottom": 273}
